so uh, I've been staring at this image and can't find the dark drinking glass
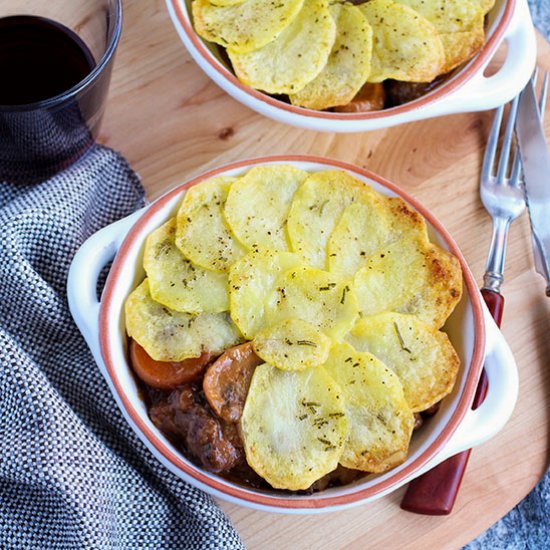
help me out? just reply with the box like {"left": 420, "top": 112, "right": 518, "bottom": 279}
{"left": 0, "top": 1, "right": 122, "bottom": 182}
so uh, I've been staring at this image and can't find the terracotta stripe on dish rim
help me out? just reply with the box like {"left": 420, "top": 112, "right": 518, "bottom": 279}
{"left": 170, "top": 0, "right": 515, "bottom": 121}
{"left": 99, "top": 155, "right": 486, "bottom": 509}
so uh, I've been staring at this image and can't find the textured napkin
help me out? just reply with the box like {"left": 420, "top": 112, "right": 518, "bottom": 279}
{"left": 466, "top": 3, "right": 550, "bottom": 548}
{"left": 0, "top": 145, "right": 244, "bottom": 549}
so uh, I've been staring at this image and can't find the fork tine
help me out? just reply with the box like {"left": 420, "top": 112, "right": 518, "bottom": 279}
{"left": 482, "top": 105, "right": 503, "bottom": 180}
{"left": 509, "top": 150, "right": 522, "bottom": 186}
{"left": 496, "top": 94, "right": 520, "bottom": 183}
{"left": 540, "top": 72, "right": 548, "bottom": 117}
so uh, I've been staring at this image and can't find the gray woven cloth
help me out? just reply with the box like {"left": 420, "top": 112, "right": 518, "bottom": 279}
{"left": 529, "top": 0, "right": 550, "bottom": 39}
{"left": 466, "top": 3, "right": 550, "bottom": 548}
{"left": 0, "top": 145, "right": 244, "bottom": 549}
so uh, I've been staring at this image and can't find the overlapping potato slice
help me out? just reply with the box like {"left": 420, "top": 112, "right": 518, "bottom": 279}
{"left": 395, "top": 0, "right": 484, "bottom": 73}
{"left": 175, "top": 176, "right": 246, "bottom": 273}
{"left": 253, "top": 319, "right": 331, "bottom": 371}
{"left": 328, "top": 195, "right": 429, "bottom": 276}
{"left": 287, "top": 170, "right": 377, "bottom": 269}
{"left": 125, "top": 279, "right": 242, "bottom": 361}
{"left": 480, "top": 0, "right": 495, "bottom": 14}
{"left": 324, "top": 342, "right": 414, "bottom": 472}
{"left": 346, "top": 313, "right": 460, "bottom": 412}
{"left": 240, "top": 363, "right": 349, "bottom": 490}
{"left": 144, "top": 218, "right": 229, "bottom": 314}
{"left": 228, "top": 0, "right": 336, "bottom": 95}
{"left": 353, "top": 237, "right": 462, "bottom": 329}
{"left": 192, "top": 0, "right": 304, "bottom": 54}
{"left": 210, "top": 0, "right": 245, "bottom": 6}
{"left": 228, "top": 250, "right": 302, "bottom": 338}
{"left": 224, "top": 165, "right": 308, "bottom": 251}
{"left": 265, "top": 266, "right": 359, "bottom": 340}
{"left": 359, "top": 0, "right": 445, "bottom": 83}
{"left": 289, "top": 3, "right": 372, "bottom": 110}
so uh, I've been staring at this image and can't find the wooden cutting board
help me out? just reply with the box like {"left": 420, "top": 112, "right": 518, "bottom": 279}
{"left": 100, "top": 2, "right": 550, "bottom": 547}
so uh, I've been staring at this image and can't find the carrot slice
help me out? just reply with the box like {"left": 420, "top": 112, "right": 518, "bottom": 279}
{"left": 203, "top": 342, "right": 263, "bottom": 423}
{"left": 129, "top": 339, "right": 214, "bottom": 390}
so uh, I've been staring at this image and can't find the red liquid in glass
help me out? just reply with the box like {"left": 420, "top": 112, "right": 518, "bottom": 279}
{"left": 0, "top": 15, "right": 96, "bottom": 105}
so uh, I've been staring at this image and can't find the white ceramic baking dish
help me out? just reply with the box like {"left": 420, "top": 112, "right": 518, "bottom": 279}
{"left": 165, "top": 0, "right": 536, "bottom": 133}
{"left": 68, "top": 156, "right": 518, "bottom": 513}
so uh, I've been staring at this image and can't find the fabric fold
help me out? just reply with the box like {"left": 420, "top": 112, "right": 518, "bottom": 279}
{"left": 0, "top": 145, "right": 244, "bottom": 549}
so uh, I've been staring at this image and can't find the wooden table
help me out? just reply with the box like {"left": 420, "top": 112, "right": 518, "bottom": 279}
{"left": 100, "top": 2, "right": 550, "bottom": 547}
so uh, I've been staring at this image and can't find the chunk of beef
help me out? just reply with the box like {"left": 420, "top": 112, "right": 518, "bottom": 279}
{"left": 149, "top": 385, "right": 243, "bottom": 474}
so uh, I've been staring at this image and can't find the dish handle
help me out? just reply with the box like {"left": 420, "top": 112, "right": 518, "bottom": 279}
{"left": 67, "top": 209, "right": 146, "bottom": 371}
{"left": 425, "top": 0, "right": 536, "bottom": 117}
{"left": 435, "top": 305, "right": 518, "bottom": 465}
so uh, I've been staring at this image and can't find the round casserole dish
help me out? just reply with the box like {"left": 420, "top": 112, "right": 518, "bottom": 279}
{"left": 165, "top": 0, "right": 536, "bottom": 133}
{"left": 68, "top": 156, "right": 518, "bottom": 513}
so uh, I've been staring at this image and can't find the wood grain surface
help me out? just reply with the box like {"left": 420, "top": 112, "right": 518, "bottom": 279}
{"left": 99, "top": 1, "right": 550, "bottom": 548}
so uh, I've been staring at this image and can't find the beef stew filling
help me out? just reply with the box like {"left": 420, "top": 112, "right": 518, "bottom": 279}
{"left": 131, "top": 339, "right": 440, "bottom": 492}
{"left": 148, "top": 383, "right": 243, "bottom": 474}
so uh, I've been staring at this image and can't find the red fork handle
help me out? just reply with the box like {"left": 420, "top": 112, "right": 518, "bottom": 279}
{"left": 400, "top": 288, "right": 504, "bottom": 515}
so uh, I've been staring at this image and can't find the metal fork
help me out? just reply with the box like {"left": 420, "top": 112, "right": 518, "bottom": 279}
{"left": 401, "top": 77, "right": 548, "bottom": 516}
{"left": 481, "top": 72, "right": 548, "bottom": 304}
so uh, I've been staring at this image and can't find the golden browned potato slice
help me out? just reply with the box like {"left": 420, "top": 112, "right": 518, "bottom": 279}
{"left": 353, "top": 237, "right": 462, "bottom": 329}
{"left": 192, "top": 0, "right": 304, "bottom": 54}
{"left": 265, "top": 266, "right": 359, "bottom": 340}
{"left": 287, "top": 170, "right": 378, "bottom": 269}
{"left": 253, "top": 319, "right": 331, "bottom": 371}
{"left": 210, "top": 0, "right": 244, "bottom": 5}
{"left": 346, "top": 313, "right": 460, "bottom": 412}
{"left": 289, "top": 2, "right": 372, "bottom": 110}
{"left": 359, "top": 0, "right": 445, "bottom": 82}
{"left": 480, "top": 0, "right": 495, "bottom": 14}
{"left": 224, "top": 165, "right": 308, "bottom": 251}
{"left": 394, "top": 0, "right": 484, "bottom": 73}
{"left": 324, "top": 342, "right": 414, "bottom": 472}
{"left": 144, "top": 218, "right": 229, "bottom": 314}
{"left": 240, "top": 363, "right": 349, "bottom": 490}
{"left": 228, "top": 0, "right": 336, "bottom": 95}
{"left": 228, "top": 250, "right": 302, "bottom": 338}
{"left": 175, "top": 176, "right": 246, "bottom": 273}
{"left": 125, "top": 279, "right": 242, "bottom": 361}
{"left": 327, "top": 195, "right": 429, "bottom": 276}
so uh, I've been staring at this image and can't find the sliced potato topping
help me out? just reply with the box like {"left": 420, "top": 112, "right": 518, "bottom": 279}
{"left": 346, "top": 313, "right": 460, "bottom": 412}
{"left": 324, "top": 342, "right": 414, "bottom": 473}
{"left": 144, "top": 218, "right": 229, "bottom": 314}
{"left": 192, "top": 0, "right": 305, "bottom": 54}
{"left": 253, "top": 318, "right": 331, "bottom": 371}
{"left": 479, "top": 0, "right": 495, "bottom": 14}
{"left": 289, "top": 2, "right": 373, "bottom": 110}
{"left": 126, "top": 165, "right": 464, "bottom": 489}
{"left": 394, "top": 0, "right": 484, "bottom": 73}
{"left": 328, "top": 196, "right": 429, "bottom": 276}
{"left": 287, "top": 170, "right": 378, "bottom": 269}
{"left": 224, "top": 165, "right": 308, "bottom": 251}
{"left": 265, "top": 266, "right": 359, "bottom": 340}
{"left": 353, "top": 237, "right": 462, "bottom": 329}
{"left": 210, "top": 0, "right": 245, "bottom": 5}
{"left": 228, "top": 250, "right": 302, "bottom": 338}
{"left": 125, "top": 279, "right": 242, "bottom": 361}
{"left": 175, "top": 176, "right": 246, "bottom": 272}
{"left": 228, "top": 0, "right": 336, "bottom": 95}
{"left": 194, "top": 0, "right": 491, "bottom": 110}
{"left": 359, "top": 0, "right": 445, "bottom": 83}
{"left": 240, "top": 363, "right": 349, "bottom": 490}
